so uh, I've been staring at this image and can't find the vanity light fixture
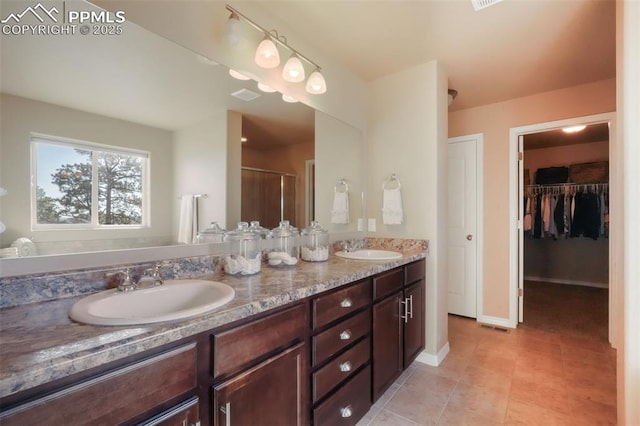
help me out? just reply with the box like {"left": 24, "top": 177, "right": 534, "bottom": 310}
{"left": 562, "top": 125, "right": 587, "bottom": 133}
{"left": 229, "top": 69, "right": 251, "bottom": 80}
{"left": 225, "top": 11, "right": 243, "bottom": 47}
{"left": 225, "top": 4, "right": 327, "bottom": 94}
{"left": 448, "top": 89, "right": 458, "bottom": 106}
{"left": 257, "top": 82, "right": 276, "bottom": 93}
{"left": 282, "top": 53, "right": 305, "bottom": 82}
{"left": 282, "top": 94, "right": 298, "bottom": 103}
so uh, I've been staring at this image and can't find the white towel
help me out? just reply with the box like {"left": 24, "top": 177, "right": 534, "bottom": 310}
{"left": 178, "top": 195, "right": 195, "bottom": 244}
{"left": 382, "top": 188, "right": 403, "bottom": 225}
{"left": 331, "top": 191, "right": 349, "bottom": 224}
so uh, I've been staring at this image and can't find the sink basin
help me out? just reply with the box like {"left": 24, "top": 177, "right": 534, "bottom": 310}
{"left": 69, "top": 279, "right": 235, "bottom": 326}
{"left": 335, "top": 249, "right": 403, "bottom": 261}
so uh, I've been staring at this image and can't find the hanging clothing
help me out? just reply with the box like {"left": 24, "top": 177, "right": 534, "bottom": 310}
{"left": 571, "top": 192, "right": 601, "bottom": 240}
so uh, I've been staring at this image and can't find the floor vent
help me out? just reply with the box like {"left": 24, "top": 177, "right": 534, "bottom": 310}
{"left": 480, "top": 324, "right": 510, "bottom": 333}
{"left": 471, "top": 0, "right": 504, "bottom": 11}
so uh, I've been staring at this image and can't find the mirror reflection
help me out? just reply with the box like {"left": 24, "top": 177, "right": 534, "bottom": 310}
{"left": 0, "top": 0, "right": 328, "bottom": 258}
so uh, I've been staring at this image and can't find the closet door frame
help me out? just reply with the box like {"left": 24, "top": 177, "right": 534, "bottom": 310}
{"left": 507, "top": 112, "right": 618, "bottom": 347}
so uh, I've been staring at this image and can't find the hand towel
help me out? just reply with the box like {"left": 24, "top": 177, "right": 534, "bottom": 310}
{"left": 382, "top": 187, "right": 403, "bottom": 225}
{"left": 331, "top": 191, "right": 349, "bottom": 224}
{"left": 178, "top": 195, "right": 195, "bottom": 244}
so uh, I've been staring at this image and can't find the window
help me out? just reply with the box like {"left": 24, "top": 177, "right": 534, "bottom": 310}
{"left": 31, "top": 135, "right": 149, "bottom": 228}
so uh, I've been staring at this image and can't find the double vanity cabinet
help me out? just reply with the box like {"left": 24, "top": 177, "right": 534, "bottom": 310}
{"left": 0, "top": 258, "right": 425, "bottom": 426}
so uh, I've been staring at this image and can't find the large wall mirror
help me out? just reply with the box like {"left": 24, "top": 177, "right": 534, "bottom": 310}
{"left": 0, "top": 0, "right": 364, "bottom": 274}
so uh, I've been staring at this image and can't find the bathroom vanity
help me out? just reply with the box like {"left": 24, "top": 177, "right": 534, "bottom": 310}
{"left": 0, "top": 250, "right": 426, "bottom": 425}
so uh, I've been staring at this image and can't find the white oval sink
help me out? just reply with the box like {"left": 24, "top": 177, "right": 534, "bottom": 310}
{"left": 69, "top": 279, "right": 235, "bottom": 326}
{"left": 335, "top": 249, "right": 403, "bottom": 261}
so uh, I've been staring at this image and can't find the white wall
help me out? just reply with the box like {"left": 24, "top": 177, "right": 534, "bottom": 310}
{"left": 368, "top": 60, "right": 449, "bottom": 362}
{"left": 0, "top": 94, "right": 174, "bottom": 252}
{"left": 173, "top": 113, "right": 228, "bottom": 238}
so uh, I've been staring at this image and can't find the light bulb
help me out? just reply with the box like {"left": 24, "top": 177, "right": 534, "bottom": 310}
{"left": 229, "top": 69, "right": 250, "bottom": 80}
{"left": 282, "top": 54, "right": 305, "bottom": 83}
{"left": 254, "top": 35, "right": 280, "bottom": 69}
{"left": 562, "top": 125, "right": 587, "bottom": 133}
{"left": 305, "top": 69, "right": 327, "bottom": 94}
{"left": 257, "top": 82, "right": 276, "bottom": 93}
{"left": 282, "top": 94, "right": 298, "bottom": 103}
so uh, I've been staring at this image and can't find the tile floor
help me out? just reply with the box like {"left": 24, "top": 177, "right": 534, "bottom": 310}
{"left": 357, "top": 283, "right": 617, "bottom": 425}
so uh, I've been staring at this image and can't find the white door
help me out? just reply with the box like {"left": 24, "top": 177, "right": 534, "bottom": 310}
{"left": 447, "top": 135, "right": 481, "bottom": 318}
{"left": 517, "top": 135, "right": 524, "bottom": 323}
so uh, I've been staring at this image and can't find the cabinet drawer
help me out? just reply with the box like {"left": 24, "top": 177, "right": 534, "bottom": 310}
{"left": 405, "top": 259, "right": 426, "bottom": 284}
{"left": 139, "top": 396, "right": 199, "bottom": 426}
{"left": 313, "top": 279, "right": 371, "bottom": 329}
{"left": 0, "top": 343, "right": 197, "bottom": 426}
{"left": 313, "top": 309, "right": 370, "bottom": 366}
{"left": 212, "top": 303, "right": 306, "bottom": 379}
{"left": 313, "top": 365, "right": 371, "bottom": 426}
{"left": 312, "top": 337, "right": 370, "bottom": 403}
{"left": 373, "top": 268, "right": 404, "bottom": 301}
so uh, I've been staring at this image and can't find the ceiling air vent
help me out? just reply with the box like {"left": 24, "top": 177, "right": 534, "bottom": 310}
{"left": 231, "top": 88, "right": 261, "bottom": 102}
{"left": 471, "top": 0, "right": 504, "bottom": 11}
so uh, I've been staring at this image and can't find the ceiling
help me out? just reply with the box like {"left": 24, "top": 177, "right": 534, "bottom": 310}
{"left": 258, "top": 0, "right": 616, "bottom": 111}
{"left": 1, "top": 0, "right": 616, "bottom": 148}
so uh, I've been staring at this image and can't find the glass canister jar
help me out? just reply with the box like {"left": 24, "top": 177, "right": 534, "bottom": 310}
{"left": 196, "top": 222, "right": 226, "bottom": 243}
{"left": 267, "top": 220, "right": 299, "bottom": 267}
{"left": 222, "top": 222, "right": 262, "bottom": 275}
{"left": 301, "top": 221, "right": 329, "bottom": 262}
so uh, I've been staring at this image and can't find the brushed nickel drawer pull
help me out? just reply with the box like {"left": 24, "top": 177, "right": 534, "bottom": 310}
{"left": 340, "top": 298, "right": 353, "bottom": 308}
{"left": 340, "top": 405, "right": 353, "bottom": 418}
{"left": 339, "top": 361, "right": 353, "bottom": 372}
{"left": 339, "top": 329, "right": 352, "bottom": 340}
{"left": 400, "top": 299, "right": 408, "bottom": 323}
{"left": 220, "top": 402, "right": 230, "bottom": 425}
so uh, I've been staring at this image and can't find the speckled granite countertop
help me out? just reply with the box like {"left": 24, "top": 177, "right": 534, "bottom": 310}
{"left": 0, "top": 249, "right": 426, "bottom": 400}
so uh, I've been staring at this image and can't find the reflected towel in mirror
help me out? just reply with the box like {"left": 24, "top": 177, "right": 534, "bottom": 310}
{"left": 178, "top": 195, "right": 196, "bottom": 244}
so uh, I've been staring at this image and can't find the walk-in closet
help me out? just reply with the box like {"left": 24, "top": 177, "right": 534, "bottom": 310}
{"left": 522, "top": 122, "right": 609, "bottom": 340}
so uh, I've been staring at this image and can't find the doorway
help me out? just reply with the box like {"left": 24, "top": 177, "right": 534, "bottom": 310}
{"left": 508, "top": 112, "right": 618, "bottom": 345}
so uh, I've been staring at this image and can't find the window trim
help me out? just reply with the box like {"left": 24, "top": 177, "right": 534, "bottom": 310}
{"left": 30, "top": 133, "right": 150, "bottom": 231}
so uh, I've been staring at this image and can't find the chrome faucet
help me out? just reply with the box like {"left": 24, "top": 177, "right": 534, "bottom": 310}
{"left": 144, "top": 263, "right": 165, "bottom": 287}
{"left": 341, "top": 239, "right": 365, "bottom": 253}
{"left": 116, "top": 268, "right": 138, "bottom": 292}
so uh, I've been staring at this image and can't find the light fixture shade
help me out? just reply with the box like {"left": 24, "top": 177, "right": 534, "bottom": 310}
{"left": 562, "top": 125, "right": 587, "bottom": 133}
{"left": 255, "top": 35, "right": 280, "bottom": 69}
{"left": 306, "top": 69, "right": 327, "bottom": 94}
{"left": 282, "top": 94, "right": 298, "bottom": 103}
{"left": 225, "top": 12, "right": 242, "bottom": 47}
{"left": 229, "top": 69, "right": 251, "bottom": 80}
{"left": 257, "top": 82, "right": 276, "bottom": 93}
{"left": 282, "top": 54, "right": 305, "bottom": 82}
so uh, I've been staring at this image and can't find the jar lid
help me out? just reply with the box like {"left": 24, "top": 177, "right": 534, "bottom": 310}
{"left": 302, "top": 220, "right": 327, "bottom": 236}
{"left": 198, "top": 222, "right": 225, "bottom": 235}
{"left": 248, "top": 221, "right": 271, "bottom": 239}
{"left": 270, "top": 220, "right": 299, "bottom": 238}
{"left": 224, "top": 222, "right": 260, "bottom": 241}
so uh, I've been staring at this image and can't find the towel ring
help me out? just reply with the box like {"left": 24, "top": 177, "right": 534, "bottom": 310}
{"left": 335, "top": 179, "right": 349, "bottom": 193}
{"left": 382, "top": 173, "right": 401, "bottom": 190}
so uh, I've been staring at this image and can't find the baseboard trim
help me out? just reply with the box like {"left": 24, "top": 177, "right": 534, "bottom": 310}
{"left": 415, "top": 342, "right": 450, "bottom": 367}
{"left": 524, "top": 276, "right": 608, "bottom": 289}
{"left": 477, "top": 315, "right": 516, "bottom": 329}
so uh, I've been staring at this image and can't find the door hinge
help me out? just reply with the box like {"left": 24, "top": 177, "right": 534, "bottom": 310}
{"left": 517, "top": 219, "right": 522, "bottom": 229}
{"left": 518, "top": 151, "right": 523, "bottom": 161}
{"left": 518, "top": 288, "right": 524, "bottom": 297}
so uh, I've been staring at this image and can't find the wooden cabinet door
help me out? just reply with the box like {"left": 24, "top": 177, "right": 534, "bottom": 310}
{"left": 404, "top": 280, "right": 425, "bottom": 368}
{"left": 372, "top": 291, "right": 403, "bottom": 402}
{"left": 213, "top": 343, "right": 306, "bottom": 426}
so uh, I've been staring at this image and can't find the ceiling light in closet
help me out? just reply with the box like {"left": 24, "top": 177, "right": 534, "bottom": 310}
{"left": 562, "top": 125, "right": 587, "bottom": 133}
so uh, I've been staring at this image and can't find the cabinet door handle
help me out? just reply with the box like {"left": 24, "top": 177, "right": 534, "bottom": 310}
{"left": 220, "top": 402, "right": 230, "bottom": 426}
{"left": 339, "top": 361, "right": 353, "bottom": 372}
{"left": 340, "top": 405, "right": 353, "bottom": 418}
{"left": 340, "top": 297, "right": 353, "bottom": 308}
{"left": 339, "top": 329, "right": 352, "bottom": 340}
{"left": 408, "top": 295, "right": 414, "bottom": 319}
{"left": 400, "top": 299, "right": 408, "bottom": 323}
